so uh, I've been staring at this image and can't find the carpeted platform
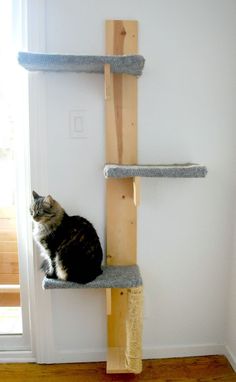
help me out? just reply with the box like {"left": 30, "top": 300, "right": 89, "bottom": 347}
{"left": 43, "top": 264, "right": 143, "bottom": 289}
{"left": 18, "top": 52, "right": 145, "bottom": 76}
{"left": 104, "top": 163, "right": 208, "bottom": 178}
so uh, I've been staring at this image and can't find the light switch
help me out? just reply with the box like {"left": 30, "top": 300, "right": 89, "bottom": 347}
{"left": 69, "top": 110, "right": 87, "bottom": 139}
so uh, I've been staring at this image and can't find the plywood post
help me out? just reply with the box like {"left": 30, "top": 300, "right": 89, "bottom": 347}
{"left": 105, "top": 20, "right": 142, "bottom": 374}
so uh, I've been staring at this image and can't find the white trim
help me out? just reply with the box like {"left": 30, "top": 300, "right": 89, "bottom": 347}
{"left": 37, "top": 349, "right": 107, "bottom": 364}
{"left": 26, "top": 0, "right": 46, "bottom": 52}
{"left": 0, "top": 0, "right": 34, "bottom": 354}
{"left": 142, "top": 344, "right": 225, "bottom": 359}
{"left": 12, "top": 0, "right": 55, "bottom": 363}
{"left": 28, "top": 71, "right": 55, "bottom": 364}
{"left": 26, "top": 0, "right": 55, "bottom": 362}
{"left": 225, "top": 345, "right": 236, "bottom": 372}
{"left": 22, "top": 0, "right": 57, "bottom": 364}
{"left": 0, "top": 351, "right": 35, "bottom": 363}
{"left": 0, "top": 344, "right": 235, "bottom": 366}
{"left": 0, "top": 345, "right": 235, "bottom": 368}
{"left": 31, "top": 344, "right": 226, "bottom": 364}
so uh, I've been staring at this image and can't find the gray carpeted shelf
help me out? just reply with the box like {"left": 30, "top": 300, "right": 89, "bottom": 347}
{"left": 43, "top": 265, "right": 142, "bottom": 289}
{"left": 18, "top": 52, "right": 145, "bottom": 76}
{"left": 104, "top": 164, "right": 208, "bottom": 178}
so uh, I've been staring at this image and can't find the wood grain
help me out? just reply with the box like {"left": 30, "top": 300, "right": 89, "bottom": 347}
{"left": 0, "top": 252, "right": 20, "bottom": 285}
{"left": 0, "top": 292, "right": 20, "bottom": 306}
{"left": 105, "top": 20, "right": 137, "bottom": 164}
{"left": 105, "top": 20, "right": 139, "bottom": 373}
{"left": 133, "top": 177, "right": 141, "bottom": 207}
{"left": 0, "top": 356, "right": 235, "bottom": 382}
{"left": 0, "top": 241, "right": 18, "bottom": 252}
{"left": 0, "top": 274, "right": 19, "bottom": 285}
{"left": 104, "top": 63, "right": 111, "bottom": 100}
{"left": 106, "top": 179, "right": 136, "bottom": 266}
{"left": 107, "top": 289, "right": 128, "bottom": 348}
{"left": 0, "top": 208, "right": 20, "bottom": 305}
{"left": 107, "top": 347, "right": 132, "bottom": 374}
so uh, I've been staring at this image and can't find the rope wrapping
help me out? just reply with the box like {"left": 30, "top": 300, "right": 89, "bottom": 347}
{"left": 125, "top": 286, "right": 143, "bottom": 374}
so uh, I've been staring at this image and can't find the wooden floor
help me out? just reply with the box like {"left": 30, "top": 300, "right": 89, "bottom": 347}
{"left": 0, "top": 356, "right": 236, "bottom": 382}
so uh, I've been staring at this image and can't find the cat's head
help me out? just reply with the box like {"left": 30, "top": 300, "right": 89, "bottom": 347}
{"left": 30, "top": 191, "right": 64, "bottom": 225}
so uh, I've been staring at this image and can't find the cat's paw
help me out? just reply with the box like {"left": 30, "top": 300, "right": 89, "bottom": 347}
{"left": 45, "top": 272, "right": 57, "bottom": 279}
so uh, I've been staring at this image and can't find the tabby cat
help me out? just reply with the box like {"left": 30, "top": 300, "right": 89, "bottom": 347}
{"left": 30, "top": 191, "right": 103, "bottom": 283}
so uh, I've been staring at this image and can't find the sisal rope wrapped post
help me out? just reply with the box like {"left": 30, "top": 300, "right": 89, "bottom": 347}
{"left": 125, "top": 286, "right": 143, "bottom": 374}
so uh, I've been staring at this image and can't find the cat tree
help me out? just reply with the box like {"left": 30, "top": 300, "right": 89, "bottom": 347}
{"left": 19, "top": 20, "right": 207, "bottom": 374}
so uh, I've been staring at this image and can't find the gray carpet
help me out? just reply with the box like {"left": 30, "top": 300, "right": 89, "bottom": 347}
{"left": 43, "top": 264, "right": 143, "bottom": 289}
{"left": 18, "top": 52, "right": 145, "bottom": 76}
{"left": 104, "top": 164, "right": 208, "bottom": 178}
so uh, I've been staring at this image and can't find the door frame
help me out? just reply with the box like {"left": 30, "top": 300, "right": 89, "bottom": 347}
{"left": 0, "top": 0, "right": 54, "bottom": 363}
{"left": 0, "top": 0, "right": 34, "bottom": 360}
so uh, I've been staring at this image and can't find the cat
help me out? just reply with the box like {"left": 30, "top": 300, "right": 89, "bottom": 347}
{"left": 30, "top": 191, "right": 103, "bottom": 284}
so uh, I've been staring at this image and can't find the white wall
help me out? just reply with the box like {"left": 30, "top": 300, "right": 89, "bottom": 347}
{"left": 29, "top": 0, "right": 236, "bottom": 362}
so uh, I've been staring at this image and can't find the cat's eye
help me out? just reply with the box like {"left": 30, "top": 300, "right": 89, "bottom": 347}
{"left": 34, "top": 211, "right": 42, "bottom": 217}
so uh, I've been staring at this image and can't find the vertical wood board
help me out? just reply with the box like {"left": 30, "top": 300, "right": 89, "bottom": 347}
{"left": 105, "top": 20, "right": 139, "bottom": 373}
{"left": 105, "top": 20, "right": 138, "bottom": 266}
{"left": 106, "top": 179, "right": 136, "bottom": 265}
{"left": 105, "top": 20, "right": 138, "bottom": 165}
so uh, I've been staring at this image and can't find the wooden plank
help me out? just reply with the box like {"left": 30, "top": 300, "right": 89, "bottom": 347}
{"left": 0, "top": 262, "right": 19, "bottom": 274}
{"left": 0, "top": 250, "right": 19, "bottom": 284}
{"left": 0, "top": 231, "right": 17, "bottom": 241}
{"left": 106, "top": 347, "right": 132, "bottom": 374}
{"left": 106, "top": 20, "right": 138, "bottom": 56}
{"left": 106, "top": 179, "right": 136, "bottom": 265}
{"left": 105, "top": 20, "right": 137, "bottom": 164}
{"left": 133, "top": 176, "right": 141, "bottom": 207}
{"left": 0, "top": 356, "right": 234, "bottom": 381}
{"left": 0, "top": 219, "right": 16, "bottom": 230}
{"left": 107, "top": 289, "right": 128, "bottom": 348}
{"left": 0, "top": 241, "right": 18, "bottom": 252}
{"left": 0, "top": 252, "right": 19, "bottom": 263}
{"left": 105, "top": 20, "right": 138, "bottom": 264}
{"left": 104, "top": 63, "right": 111, "bottom": 100}
{"left": 0, "top": 292, "right": 20, "bottom": 307}
{"left": 0, "top": 274, "right": 19, "bottom": 284}
{"left": 105, "top": 20, "right": 139, "bottom": 374}
{"left": 105, "top": 74, "right": 137, "bottom": 164}
{"left": 0, "top": 207, "right": 20, "bottom": 303}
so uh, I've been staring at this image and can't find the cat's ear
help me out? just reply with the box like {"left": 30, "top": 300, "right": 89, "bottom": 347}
{"left": 32, "top": 190, "right": 41, "bottom": 200}
{"left": 44, "top": 195, "right": 54, "bottom": 207}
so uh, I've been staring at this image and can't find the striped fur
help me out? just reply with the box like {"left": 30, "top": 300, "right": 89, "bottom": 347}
{"left": 30, "top": 191, "right": 103, "bottom": 284}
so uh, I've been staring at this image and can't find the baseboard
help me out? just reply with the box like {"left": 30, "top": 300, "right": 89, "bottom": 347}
{"left": 36, "top": 344, "right": 226, "bottom": 364}
{"left": 38, "top": 349, "right": 107, "bottom": 364}
{"left": 0, "top": 350, "right": 36, "bottom": 363}
{"left": 225, "top": 345, "right": 236, "bottom": 372}
{"left": 0, "top": 344, "right": 231, "bottom": 366}
{"left": 142, "top": 344, "right": 225, "bottom": 359}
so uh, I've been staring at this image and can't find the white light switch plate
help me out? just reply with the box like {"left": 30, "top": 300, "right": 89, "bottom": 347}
{"left": 69, "top": 110, "right": 87, "bottom": 139}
